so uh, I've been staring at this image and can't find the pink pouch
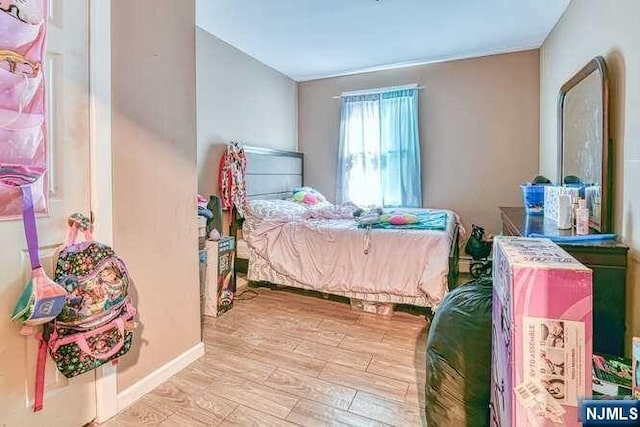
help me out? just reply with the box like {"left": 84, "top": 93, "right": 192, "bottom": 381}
{"left": 10, "top": 183, "right": 67, "bottom": 335}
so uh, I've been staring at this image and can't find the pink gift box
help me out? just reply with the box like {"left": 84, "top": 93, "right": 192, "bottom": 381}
{"left": 490, "top": 237, "right": 592, "bottom": 427}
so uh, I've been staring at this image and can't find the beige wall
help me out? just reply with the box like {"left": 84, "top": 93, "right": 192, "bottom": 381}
{"left": 299, "top": 50, "right": 540, "bottom": 234}
{"left": 196, "top": 28, "right": 298, "bottom": 196}
{"left": 540, "top": 0, "right": 640, "bottom": 351}
{"left": 111, "top": 0, "right": 201, "bottom": 391}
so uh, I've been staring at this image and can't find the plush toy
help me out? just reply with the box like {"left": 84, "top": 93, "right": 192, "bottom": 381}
{"left": 292, "top": 187, "right": 326, "bottom": 205}
{"left": 293, "top": 191, "right": 317, "bottom": 204}
{"left": 380, "top": 213, "right": 419, "bottom": 225}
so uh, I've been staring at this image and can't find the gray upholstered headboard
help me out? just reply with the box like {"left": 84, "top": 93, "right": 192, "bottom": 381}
{"left": 244, "top": 146, "right": 304, "bottom": 200}
{"left": 233, "top": 146, "right": 303, "bottom": 269}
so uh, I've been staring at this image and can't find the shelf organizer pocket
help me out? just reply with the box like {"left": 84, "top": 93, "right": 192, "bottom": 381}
{"left": 0, "top": 110, "right": 44, "bottom": 162}
{"left": 0, "top": 3, "right": 43, "bottom": 50}
{"left": 0, "top": 50, "right": 42, "bottom": 112}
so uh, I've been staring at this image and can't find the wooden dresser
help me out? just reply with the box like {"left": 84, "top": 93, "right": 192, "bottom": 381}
{"left": 500, "top": 207, "right": 629, "bottom": 356}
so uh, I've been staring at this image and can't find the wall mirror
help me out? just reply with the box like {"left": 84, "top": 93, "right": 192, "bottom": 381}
{"left": 558, "top": 56, "right": 610, "bottom": 232}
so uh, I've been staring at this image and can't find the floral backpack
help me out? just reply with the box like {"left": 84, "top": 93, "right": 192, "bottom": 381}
{"left": 34, "top": 214, "right": 136, "bottom": 411}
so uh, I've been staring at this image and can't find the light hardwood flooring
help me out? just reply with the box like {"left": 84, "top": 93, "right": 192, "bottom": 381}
{"left": 104, "top": 286, "right": 430, "bottom": 426}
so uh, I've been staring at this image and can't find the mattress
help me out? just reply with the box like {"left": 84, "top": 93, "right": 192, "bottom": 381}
{"left": 248, "top": 249, "right": 433, "bottom": 307}
{"left": 242, "top": 200, "right": 459, "bottom": 307}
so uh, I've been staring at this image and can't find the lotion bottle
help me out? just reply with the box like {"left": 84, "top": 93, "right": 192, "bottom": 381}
{"left": 576, "top": 198, "right": 589, "bottom": 235}
{"left": 572, "top": 196, "right": 579, "bottom": 228}
{"left": 557, "top": 191, "right": 573, "bottom": 230}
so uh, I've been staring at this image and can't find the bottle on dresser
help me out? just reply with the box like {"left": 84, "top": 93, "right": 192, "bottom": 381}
{"left": 576, "top": 198, "right": 589, "bottom": 235}
{"left": 557, "top": 190, "right": 573, "bottom": 230}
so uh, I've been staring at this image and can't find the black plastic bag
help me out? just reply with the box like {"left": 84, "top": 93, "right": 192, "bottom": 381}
{"left": 425, "top": 277, "right": 493, "bottom": 426}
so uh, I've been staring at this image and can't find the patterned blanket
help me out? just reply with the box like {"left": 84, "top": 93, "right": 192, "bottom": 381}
{"left": 360, "top": 210, "right": 449, "bottom": 230}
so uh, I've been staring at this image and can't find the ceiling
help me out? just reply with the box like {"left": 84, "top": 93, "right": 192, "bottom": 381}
{"left": 196, "top": 0, "right": 570, "bottom": 82}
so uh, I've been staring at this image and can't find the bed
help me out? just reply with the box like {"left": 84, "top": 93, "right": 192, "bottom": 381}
{"left": 232, "top": 146, "right": 461, "bottom": 308}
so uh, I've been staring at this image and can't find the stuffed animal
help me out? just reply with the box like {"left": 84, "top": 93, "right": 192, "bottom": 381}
{"left": 380, "top": 213, "right": 419, "bottom": 225}
{"left": 292, "top": 187, "right": 326, "bottom": 205}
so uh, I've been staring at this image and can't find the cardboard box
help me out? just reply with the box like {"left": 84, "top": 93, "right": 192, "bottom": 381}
{"left": 350, "top": 299, "right": 394, "bottom": 316}
{"left": 203, "top": 237, "right": 235, "bottom": 317}
{"left": 543, "top": 186, "right": 562, "bottom": 222}
{"left": 490, "top": 237, "right": 592, "bottom": 427}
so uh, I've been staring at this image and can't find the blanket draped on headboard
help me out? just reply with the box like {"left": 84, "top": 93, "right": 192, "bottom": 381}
{"left": 218, "top": 142, "right": 247, "bottom": 216}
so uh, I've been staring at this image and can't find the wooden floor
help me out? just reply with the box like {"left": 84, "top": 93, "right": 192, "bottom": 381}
{"left": 105, "top": 286, "right": 430, "bottom": 426}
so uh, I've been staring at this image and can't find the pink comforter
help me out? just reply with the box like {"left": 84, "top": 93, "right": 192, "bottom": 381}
{"left": 243, "top": 202, "right": 460, "bottom": 306}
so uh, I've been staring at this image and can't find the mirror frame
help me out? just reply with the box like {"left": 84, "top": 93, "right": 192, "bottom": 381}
{"left": 557, "top": 56, "right": 610, "bottom": 232}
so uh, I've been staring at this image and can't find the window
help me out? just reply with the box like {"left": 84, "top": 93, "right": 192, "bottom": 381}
{"left": 336, "top": 85, "right": 422, "bottom": 208}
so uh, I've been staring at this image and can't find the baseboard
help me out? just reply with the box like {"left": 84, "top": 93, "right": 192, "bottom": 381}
{"left": 116, "top": 342, "right": 205, "bottom": 413}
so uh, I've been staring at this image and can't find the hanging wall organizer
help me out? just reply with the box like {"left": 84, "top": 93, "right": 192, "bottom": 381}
{"left": 0, "top": 0, "right": 48, "bottom": 220}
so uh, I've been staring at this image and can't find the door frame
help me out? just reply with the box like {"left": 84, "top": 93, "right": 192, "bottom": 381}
{"left": 88, "top": 0, "right": 118, "bottom": 422}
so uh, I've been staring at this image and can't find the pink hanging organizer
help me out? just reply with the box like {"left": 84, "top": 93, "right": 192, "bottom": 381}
{"left": 0, "top": 0, "right": 48, "bottom": 220}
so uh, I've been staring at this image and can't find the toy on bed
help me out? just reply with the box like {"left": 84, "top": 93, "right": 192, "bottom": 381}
{"left": 465, "top": 224, "right": 493, "bottom": 278}
{"left": 364, "top": 210, "right": 448, "bottom": 230}
{"left": 354, "top": 209, "right": 424, "bottom": 227}
{"left": 292, "top": 187, "right": 327, "bottom": 205}
{"left": 354, "top": 208, "right": 451, "bottom": 254}
{"left": 380, "top": 213, "right": 420, "bottom": 225}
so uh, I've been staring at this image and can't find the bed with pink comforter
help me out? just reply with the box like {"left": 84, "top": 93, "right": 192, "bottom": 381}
{"left": 242, "top": 200, "right": 461, "bottom": 308}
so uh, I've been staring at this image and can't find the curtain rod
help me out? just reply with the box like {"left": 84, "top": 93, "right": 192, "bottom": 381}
{"left": 331, "top": 84, "right": 424, "bottom": 99}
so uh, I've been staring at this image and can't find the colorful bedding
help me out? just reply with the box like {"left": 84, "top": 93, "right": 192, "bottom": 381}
{"left": 365, "top": 210, "right": 449, "bottom": 230}
{"left": 243, "top": 200, "right": 460, "bottom": 307}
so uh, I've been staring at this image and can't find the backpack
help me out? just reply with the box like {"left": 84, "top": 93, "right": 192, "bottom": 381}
{"left": 33, "top": 214, "right": 136, "bottom": 410}
{"left": 50, "top": 214, "right": 136, "bottom": 373}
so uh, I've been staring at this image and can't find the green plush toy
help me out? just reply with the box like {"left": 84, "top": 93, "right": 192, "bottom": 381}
{"left": 292, "top": 187, "right": 326, "bottom": 205}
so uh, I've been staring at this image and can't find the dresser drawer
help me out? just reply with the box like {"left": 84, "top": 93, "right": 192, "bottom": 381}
{"left": 562, "top": 245, "right": 628, "bottom": 268}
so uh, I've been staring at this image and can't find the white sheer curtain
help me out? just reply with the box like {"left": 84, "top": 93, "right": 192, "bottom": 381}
{"left": 336, "top": 94, "right": 381, "bottom": 207}
{"left": 336, "top": 86, "right": 421, "bottom": 208}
